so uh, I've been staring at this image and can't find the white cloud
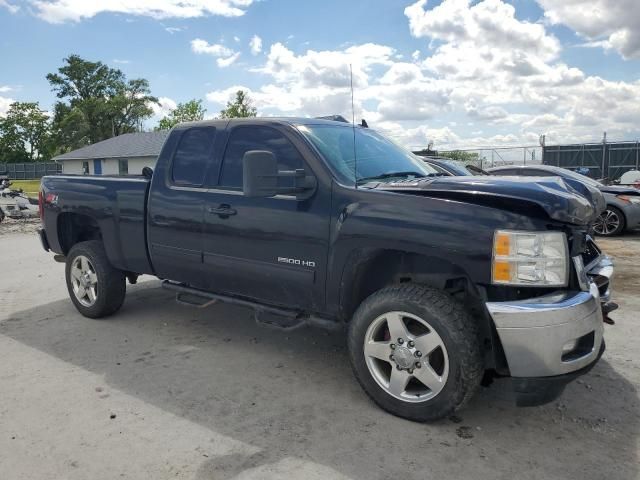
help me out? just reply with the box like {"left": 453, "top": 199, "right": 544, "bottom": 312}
{"left": 217, "top": 52, "right": 240, "bottom": 68}
{"left": 255, "top": 42, "right": 394, "bottom": 88}
{"left": 191, "top": 38, "right": 239, "bottom": 67}
{"left": 112, "top": 59, "right": 131, "bottom": 65}
{"left": 150, "top": 96, "right": 177, "bottom": 118}
{"left": 406, "top": 0, "right": 560, "bottom": 80}
{"left": 249, "top": 34, "right": 262, "bottom": 55}
{"left": 164, "top": 26, "right": 182, "bottom": 34}
{"left": 0, "top": 85, "right": 13, "bottom": 93}
{"left": 538, "top": 0, "right": 640, "bottom": 59}
{"left": 31, "top": 0, "right": 254, "bottom": 23}
{"left": 0, "top": 0, "right": 19, "bottom": 14}
{"left": 0, "top": 96, "right": 14, "bottom": 117}
{"left": 191, "top": 38, "right": 234, "bottom": 57}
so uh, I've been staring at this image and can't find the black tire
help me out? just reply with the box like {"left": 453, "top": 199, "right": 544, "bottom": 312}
{"left": 0, "top": 207, "right": 4, "bottom": 223}
{"left": 594, "top": 205, "right": 626, "bottom": 236}
{"left": 348, "top": 283, "right": 483, "bottom": 422}
{"left": 65, "top": 240, "right": 126, "bottom": 318}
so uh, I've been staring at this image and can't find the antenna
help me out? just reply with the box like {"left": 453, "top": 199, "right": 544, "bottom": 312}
{"left": 350, "top": 64, "right": 357, "bottom": 189}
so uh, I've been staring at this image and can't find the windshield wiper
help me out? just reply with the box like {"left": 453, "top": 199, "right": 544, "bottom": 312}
{"left": 357, "top": 171, "right": 426, "bottom": 185}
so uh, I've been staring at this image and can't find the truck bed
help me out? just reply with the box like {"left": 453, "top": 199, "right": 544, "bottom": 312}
{"left": 40, "top": 174, "right": 153, "bottom": 275}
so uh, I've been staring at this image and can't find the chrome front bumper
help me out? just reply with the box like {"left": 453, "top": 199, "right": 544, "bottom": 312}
{"left": 486, "top": 255, "right": 613, "bottom": 378}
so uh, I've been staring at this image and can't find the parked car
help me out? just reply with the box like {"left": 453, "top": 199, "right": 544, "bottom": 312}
{"left": 420, "top": 157, "right": 489, "bottom": 176}
{"left": 39, "top": 118, "right": 614, "bottom": 422}
{"left": 488, "top": 165, "right": 640, "bottom": 236}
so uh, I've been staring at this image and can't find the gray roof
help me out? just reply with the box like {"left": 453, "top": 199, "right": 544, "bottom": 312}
{"left": 53, "top": 131, "right": 170, "bottom": 161}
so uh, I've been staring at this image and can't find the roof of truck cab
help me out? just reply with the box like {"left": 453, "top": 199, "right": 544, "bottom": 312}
{"left": 176, "top": 117, "right": 360, "bottom": 128}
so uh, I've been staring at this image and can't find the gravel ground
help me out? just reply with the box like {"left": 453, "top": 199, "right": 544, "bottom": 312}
{"left": 0, "top": 217, "right": 41, "bottom": 236}
{"left": 0, "top": 230, "right": 638, "bottom": 480}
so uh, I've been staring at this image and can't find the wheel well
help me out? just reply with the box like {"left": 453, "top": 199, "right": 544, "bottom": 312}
{"left": 340, "top": 249, "right": 478, "bottom": 321}
{"left": 57, "top": 213, "right": 102, "bottom": 254}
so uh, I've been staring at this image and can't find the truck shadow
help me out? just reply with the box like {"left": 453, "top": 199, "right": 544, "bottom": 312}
{"left": 2, "top": 281, "right": 638, "bottom": 480}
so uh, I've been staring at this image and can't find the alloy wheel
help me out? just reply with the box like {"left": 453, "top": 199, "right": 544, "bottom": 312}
{"left": 70, "top": 255, "right": 98, "bottom": 307}
{"left": 363, "top": 311, "right": 449, "bottom": 403}
{"left": 594, "top": 209, "right": 620, "bottom": 236}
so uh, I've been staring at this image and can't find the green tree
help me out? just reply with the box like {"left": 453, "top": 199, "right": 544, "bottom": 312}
{"left": 439, "top": 150, "right": 481, "bottom": 163}
{"left": 219, "top": 90, "right": 257, "bottom": 119}
{"left": 48, "top": 102, "right": 91, "bottom": 155}
{"left": 0, "top": 102, "right": 52, "bottom": 162}
{"left": 46, "top": 54, "right": 157, "bottom": 151}
{"left": 156, "top": 99, "right": 207, "bottom": 130}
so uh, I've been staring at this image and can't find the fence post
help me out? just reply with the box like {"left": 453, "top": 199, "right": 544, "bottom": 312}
{"left": 602, "top": 132, "right": 607, "bottom": 180}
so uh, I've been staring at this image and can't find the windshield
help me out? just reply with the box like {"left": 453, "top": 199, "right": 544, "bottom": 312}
{"left": 298, "top": 124, "right": 439, "bottom": 184}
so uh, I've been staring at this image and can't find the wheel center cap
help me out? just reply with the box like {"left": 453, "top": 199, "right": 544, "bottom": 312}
{"left": 394, "top": 346, "right": 413, "bottom": 369}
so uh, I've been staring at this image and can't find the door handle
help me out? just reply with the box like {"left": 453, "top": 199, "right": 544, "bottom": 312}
{"left": 207, "top": 204, "right": 237, "bottom": 217}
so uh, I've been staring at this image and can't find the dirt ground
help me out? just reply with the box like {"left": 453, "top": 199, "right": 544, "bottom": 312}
{"left": 0, "top": 217, "right": 40, "bottom": 236}
{"left": 0, "top": 229, "right": 638, "bottom": 480}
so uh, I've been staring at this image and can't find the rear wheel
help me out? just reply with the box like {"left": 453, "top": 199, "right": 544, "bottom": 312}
{"left": 348, "top": 284, "right": 483, "bottom": 422}
{"left": 65, "top": 240, "right": 126, "bottom": 318}
{"left": 594, "top": 206, "right": 625, "bottom": 236}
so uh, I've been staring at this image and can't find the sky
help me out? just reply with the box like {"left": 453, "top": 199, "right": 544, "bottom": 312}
{"left": 1, "top": 0, "right": 640, "bottom": 151}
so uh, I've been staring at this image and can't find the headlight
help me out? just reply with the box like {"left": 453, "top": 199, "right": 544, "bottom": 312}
{"left": 492, "top": 230, "right": 568, "bottom": 287}
{"left": 617, "top": 195, "right": 640, "bottom": 204}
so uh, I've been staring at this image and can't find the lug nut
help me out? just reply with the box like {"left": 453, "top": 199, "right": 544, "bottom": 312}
{"left": 408, "top": 341, "right": 415, "bottom": 348}
{"left": 415, "top": 361, "right": 422, "bottom": 368}
{"left": 415, "top": 351, "right": 422, "bottom": 358}
{"left": 408, "top": 369, "right": 414, "bottom": 374}
{"left": 396, "top": 365, "right": 402, "bottom": 370}
{"left": 397, "top": 338, "right": 404, "bottom": 344}
{"left": 389, "top": 355, "right": 395, "bottom": 361}
{"left": 390, "top": 343, "right": 396, "bottom": 350}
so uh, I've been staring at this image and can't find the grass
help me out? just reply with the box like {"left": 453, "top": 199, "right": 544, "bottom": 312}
{"left": 9, "top": 180, "right": 41, "bottom": 196}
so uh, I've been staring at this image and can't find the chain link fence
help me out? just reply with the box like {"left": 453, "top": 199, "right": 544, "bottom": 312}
{"left": 413, "top": 146, "right": 542, "bottom": 170}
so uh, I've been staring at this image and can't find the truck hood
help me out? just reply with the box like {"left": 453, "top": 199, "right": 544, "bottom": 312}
{"left": 370, "top": 176, "right": 597, "bottom": 225}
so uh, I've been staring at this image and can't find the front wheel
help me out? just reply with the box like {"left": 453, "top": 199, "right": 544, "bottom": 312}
{"left": 65, "top": 240, "right": 126, "bottom": 318}
{"left": 594, "top": 206, "right": 625, "bottom": 236}
{"left": 348, "top": 284, "right": 483, "bottom": 422}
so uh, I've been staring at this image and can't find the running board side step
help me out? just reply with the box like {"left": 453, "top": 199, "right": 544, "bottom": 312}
{"left": 162, "top": 280, "right": 343, "bottom": 331}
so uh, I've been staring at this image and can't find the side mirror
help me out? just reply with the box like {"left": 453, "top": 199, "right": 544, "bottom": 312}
{"left": 242, "top": 150, "right": 317, "bottom": 199}
{"left": 142, "top": 166, "right": 154, "bottom": 179}
{"left": 243, "top": 150, "right": 279, "bottom": 198}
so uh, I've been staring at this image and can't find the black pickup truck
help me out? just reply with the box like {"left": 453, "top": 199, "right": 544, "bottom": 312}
{"left": 39, "top": 118, "right": 615, "bottom": 422}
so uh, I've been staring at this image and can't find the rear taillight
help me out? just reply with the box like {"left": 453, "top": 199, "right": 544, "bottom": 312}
{"left": 38, "top": 190, "right": 44, "bottom": 222}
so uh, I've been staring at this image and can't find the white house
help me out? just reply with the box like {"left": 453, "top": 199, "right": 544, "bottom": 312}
{"left": 53, "top": 131, "right": 170, "bottom": 175}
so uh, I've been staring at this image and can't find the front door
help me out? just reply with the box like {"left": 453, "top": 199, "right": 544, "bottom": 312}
{"left": 200, "top": 123, "right": 330, "bottom": 311}
{"left": 93, "top": 159, "right": 102, "bottom": 175}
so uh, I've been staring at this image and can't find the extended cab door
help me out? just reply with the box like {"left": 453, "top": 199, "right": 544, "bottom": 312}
{"left": 200, "top": 122, "right": 330, "bottom": 311}
{"left": 147, "top": 125, "right": 222, "bottom": 287}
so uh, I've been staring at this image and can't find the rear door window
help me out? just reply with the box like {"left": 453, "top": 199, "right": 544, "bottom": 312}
{"left": 171, "top": 127, "right": 217, "bottom": 187}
